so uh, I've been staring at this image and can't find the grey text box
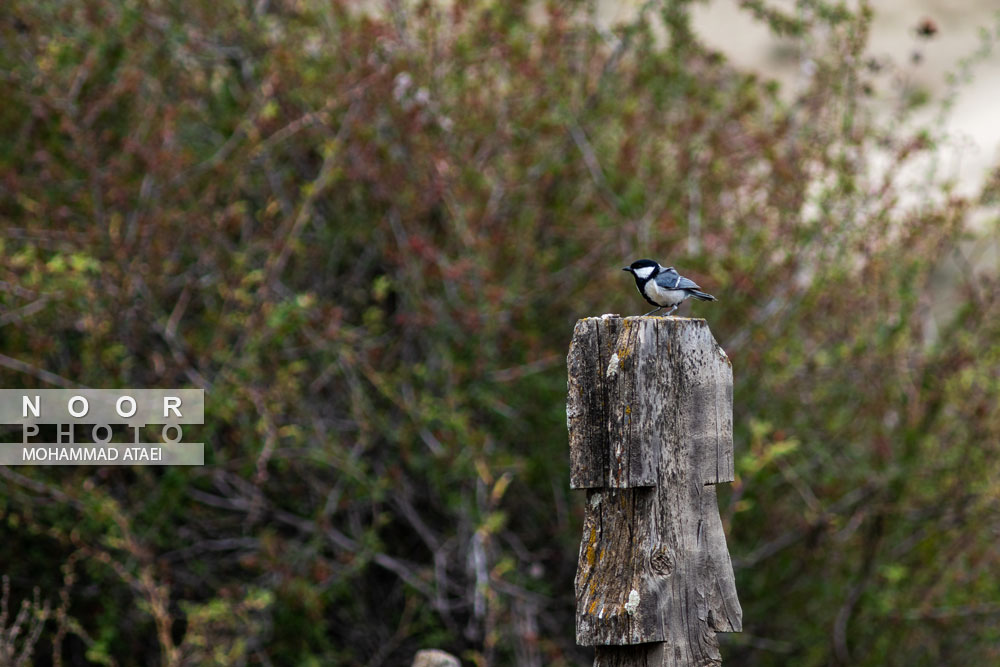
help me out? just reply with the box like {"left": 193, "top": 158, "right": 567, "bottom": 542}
{"left": 0, "top": 443, "right": 204, "bottom": 465}
{"left": 0, "top": 389, "right": 204, "bottom": 425}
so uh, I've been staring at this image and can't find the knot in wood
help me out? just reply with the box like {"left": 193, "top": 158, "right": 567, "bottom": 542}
{"left": 649, "top": 546, "right": 674, "bottom": 575}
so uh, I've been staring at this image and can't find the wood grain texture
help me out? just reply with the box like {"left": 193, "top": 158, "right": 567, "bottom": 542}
{"left": 568, "top": 316, "right": 741, "bottom": 664}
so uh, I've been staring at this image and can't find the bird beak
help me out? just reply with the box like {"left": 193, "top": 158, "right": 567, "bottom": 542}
{"left": 622, "top": 267, "right": 630, "bottom": 272}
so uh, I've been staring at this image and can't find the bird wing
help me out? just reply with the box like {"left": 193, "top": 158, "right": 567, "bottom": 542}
{"left": 654, "top": 270, "right": 700, "bottom": 290}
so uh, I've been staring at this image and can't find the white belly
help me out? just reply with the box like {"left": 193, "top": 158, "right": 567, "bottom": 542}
{"left": 644, "top": 281, "right": 687, "bottom": 307}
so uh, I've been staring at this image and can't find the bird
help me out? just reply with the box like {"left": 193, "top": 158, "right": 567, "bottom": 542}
{"left": 622, "top": 259, "right": 717, "bottom": 316}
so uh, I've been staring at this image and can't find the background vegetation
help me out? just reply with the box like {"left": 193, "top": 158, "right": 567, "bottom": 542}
{"left": 2, "top": 0, "right": 1000, "bottom": 664}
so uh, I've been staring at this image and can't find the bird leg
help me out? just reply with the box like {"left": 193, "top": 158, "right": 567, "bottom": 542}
{"left": 665, "top": 304, "right": 679, "bottom": 316}
{"left": 643, "top": 306, "right": 663, "bottom": 316}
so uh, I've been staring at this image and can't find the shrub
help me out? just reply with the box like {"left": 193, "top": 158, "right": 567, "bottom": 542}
{"left": 1, "top": 0, "right": 998, "bottom": 664}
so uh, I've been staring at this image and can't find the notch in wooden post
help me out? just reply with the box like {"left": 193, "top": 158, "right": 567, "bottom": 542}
{"left": 567, "top": 316, "right": 741, "bottom": 666}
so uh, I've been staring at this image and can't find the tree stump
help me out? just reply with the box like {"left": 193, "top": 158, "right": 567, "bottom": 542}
{"left": 567, "top": 316, "right": 742, "bottom": 666}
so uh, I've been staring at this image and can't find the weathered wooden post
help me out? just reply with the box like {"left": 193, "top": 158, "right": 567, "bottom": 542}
{"left": 567, "top": 315, "right": 742, "bottom": 666}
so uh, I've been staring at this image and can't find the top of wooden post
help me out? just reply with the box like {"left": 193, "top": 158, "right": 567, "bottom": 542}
{"left": 567, "top": 315, "right": 734, "bottom": 490}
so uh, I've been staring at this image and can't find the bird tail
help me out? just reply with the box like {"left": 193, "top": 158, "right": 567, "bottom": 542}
{"left": 689, "top": 290, "right": 716, "bottom": 301}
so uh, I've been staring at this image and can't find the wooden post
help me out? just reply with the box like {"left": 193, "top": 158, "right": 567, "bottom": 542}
{"left": 567, "top": 315, "right": 742, "bottom": 666}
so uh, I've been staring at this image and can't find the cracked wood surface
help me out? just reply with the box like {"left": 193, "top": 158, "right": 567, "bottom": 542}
{"left": 568, "top": 316, "right": 741, "bottom": 665}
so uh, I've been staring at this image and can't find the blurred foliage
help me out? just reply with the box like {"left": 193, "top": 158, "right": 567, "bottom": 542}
{"left": 1, "top": 0, "right": 1000, "bottom": 665}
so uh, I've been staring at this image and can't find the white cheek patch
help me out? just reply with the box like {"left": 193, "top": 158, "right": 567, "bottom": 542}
{"left": 634, "top": 266, "right": 654, "bottom": 279}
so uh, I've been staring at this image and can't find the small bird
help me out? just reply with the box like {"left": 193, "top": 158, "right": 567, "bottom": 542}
{"left": 622, "top": 259, "right": 717, "bottom": 316}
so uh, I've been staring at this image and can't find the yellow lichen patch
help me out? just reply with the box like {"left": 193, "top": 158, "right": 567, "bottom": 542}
{"left": 617, "top": 348, "right": 633, "bottom": 369}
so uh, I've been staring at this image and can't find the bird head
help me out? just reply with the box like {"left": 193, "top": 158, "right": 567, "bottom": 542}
{"left": 623, "top": 259, "right": 659, "bottom": 280}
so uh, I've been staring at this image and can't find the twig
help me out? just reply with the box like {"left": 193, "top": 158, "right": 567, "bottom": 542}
{"left": 0, "top": 299, "right": 49, "bottom": 328}
{"left": 0, "top": 468, "right": 85, "bottom": 510}
{"left": 0, "top": 354, "right": 78, "bottom": 389}
{"left": 567, "top": 122, "right": 624, "bottom": 215}
{"left": 733, "top": 484, "right": 875, "bottom": 569}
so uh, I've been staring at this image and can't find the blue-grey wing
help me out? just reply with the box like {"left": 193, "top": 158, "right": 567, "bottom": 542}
{"left": 654, "top": 270, "right": 701, "bottom": 290}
